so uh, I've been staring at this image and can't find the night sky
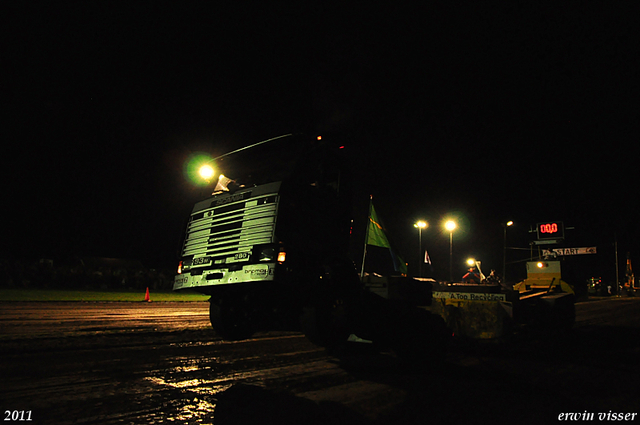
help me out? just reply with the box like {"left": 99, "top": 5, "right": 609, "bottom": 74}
{"left": 3, "top": 2, "right": 638, "bottom": 283}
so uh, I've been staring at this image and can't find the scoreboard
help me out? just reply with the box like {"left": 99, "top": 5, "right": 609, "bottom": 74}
{"left": 537, "top": 221, "right": 564, "bottom": 240}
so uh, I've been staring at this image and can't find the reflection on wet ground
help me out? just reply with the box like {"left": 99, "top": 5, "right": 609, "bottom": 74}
{"left": 0, "top": 302, "right": 212, "bottom": 339}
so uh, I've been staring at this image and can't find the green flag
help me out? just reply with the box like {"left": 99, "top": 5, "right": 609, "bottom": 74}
{"left": 367, "top": 204, "right": 391, "bottom": 248}
{"left": 365, "top": 204, "right": 408, "bottom": 276}
{"left": 396, "top": 254, "right": 408, "bottom": 276}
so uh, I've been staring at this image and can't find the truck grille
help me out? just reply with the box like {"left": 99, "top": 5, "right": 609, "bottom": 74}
{"left": 181, "top": 183, "right": 280, "bottom": 261}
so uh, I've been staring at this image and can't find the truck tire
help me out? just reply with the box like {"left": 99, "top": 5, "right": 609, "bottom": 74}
{"left": 391, "top": 309, "right": 450, "bottom": 366}
{"left": 299, "top": 298, "right": 350, "bottom": 348}
{"left": 299, "top": 257, "right": 360, "bottom": 348}
{"left": 209, "top": 298, "right": 254, "bottom": 340}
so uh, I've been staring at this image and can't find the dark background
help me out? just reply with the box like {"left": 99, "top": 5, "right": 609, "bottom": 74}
{"left": 2, "top": 2, "right": 638, "bottom": 285}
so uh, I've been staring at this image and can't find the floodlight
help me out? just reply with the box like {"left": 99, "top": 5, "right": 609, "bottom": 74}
{"left": 199, "top": 164, "right": 215, "bottom": 180}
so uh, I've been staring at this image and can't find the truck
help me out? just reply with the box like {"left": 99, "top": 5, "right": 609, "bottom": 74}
{"left": 174, "top": 134, "right": 449, "bottom": 356}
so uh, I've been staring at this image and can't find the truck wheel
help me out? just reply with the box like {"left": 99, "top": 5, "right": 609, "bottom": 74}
{"left": 210, "top": 298, "right": 254, "bottom": 340}
{"left": 299, "top": 298, "right": 350, "bottom": 348}
{"left": 391, "top": 310, "right": 450, "bottom": 366}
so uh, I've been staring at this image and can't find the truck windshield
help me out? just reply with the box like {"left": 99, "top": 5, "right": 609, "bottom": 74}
{"left": 213, "top": 134, "right": 323, "bottom": 189}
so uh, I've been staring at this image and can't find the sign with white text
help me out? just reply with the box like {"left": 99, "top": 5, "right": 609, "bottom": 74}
{"left": 544, "top": 247, "right": 596, "bottom": 256}
{"left": 432, "top": 291, "right": 507, "bottom": 302}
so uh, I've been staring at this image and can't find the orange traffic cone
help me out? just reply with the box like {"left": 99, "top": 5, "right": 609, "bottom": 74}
{"left": 144, "top": 287, "right": 151, "bottom": 302}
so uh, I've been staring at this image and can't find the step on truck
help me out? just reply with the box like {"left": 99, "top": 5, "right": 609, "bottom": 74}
{"left": 174, "top": 134, "right": 448, "bottom": 356}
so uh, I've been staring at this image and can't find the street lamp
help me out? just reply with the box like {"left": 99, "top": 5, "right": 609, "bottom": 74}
{"left": 444, "top": 220, "right": 457, "bottom": 281}
{"left": 414, "top": 220, "right": 428, "bottom": 277}
{"left": 503, "top": 221, "right": 513, "bottom": 283}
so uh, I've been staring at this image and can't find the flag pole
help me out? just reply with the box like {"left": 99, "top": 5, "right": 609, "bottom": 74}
{"left": 360, "top": 195, "right": 373, "bottom": 282}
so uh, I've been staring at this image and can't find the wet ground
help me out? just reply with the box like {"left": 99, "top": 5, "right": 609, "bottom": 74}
{"left": 1, "top": 298, "right": 639, "bottom": 424}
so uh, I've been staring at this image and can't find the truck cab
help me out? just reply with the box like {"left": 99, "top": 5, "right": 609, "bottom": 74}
{"left": 174, "top": 134, "right": 359, "bottom": 342}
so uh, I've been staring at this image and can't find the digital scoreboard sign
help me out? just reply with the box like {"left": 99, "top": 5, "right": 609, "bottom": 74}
{"left": 537, "top": 221, "right": 564, "bottom": 240}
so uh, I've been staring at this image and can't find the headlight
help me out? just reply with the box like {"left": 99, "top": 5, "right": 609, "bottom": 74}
{"left": 258, "top": 246, "right": 275, "bottom": 262}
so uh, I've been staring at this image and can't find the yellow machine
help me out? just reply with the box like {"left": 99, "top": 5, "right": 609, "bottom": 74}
{"left": 514, "top": 261, "right": 574, "bottom": 295}
{"left": 512, "top": 260, "right": 575, "bottom": 330}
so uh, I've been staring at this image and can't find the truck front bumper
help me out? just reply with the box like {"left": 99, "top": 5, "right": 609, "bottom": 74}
{"left": 174, "top": 263, "right": 276, "bottom": 291}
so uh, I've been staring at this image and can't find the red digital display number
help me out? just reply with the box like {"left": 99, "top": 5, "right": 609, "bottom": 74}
{"left": 539, "top": 223, "right": 558, "bottom": 233}
{"left": 537, "top": 222, "right": 564, "bottom": 240}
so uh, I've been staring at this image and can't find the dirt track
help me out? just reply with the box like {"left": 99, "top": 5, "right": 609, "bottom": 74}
{"left": 1, "top": 298, "right": 639, "bottom": 424}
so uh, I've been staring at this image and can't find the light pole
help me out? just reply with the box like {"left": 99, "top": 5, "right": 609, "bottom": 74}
{"left": 503, "top": 221, "right": 513, "bottom": 283}
{"left": 444, "top": 220, "right": 457, "bottom": 281}
{"left": 414, "top": 220, "right": 427, "bottom": 277}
